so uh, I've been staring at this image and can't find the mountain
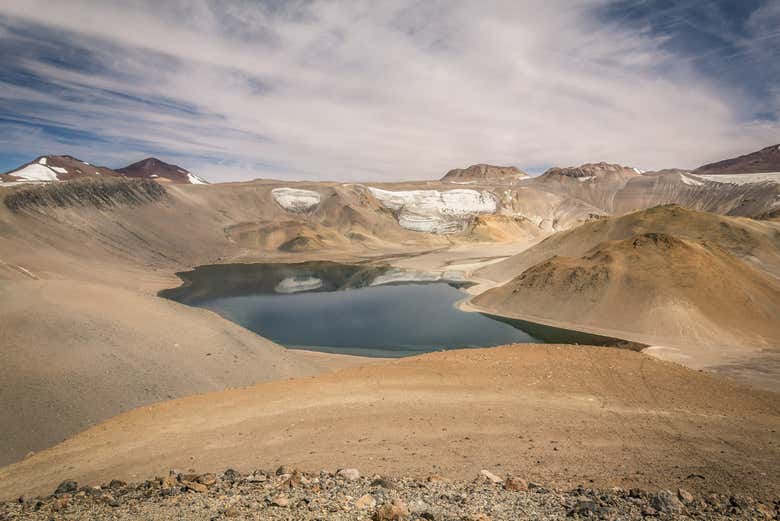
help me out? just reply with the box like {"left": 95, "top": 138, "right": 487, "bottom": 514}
{"left": 693, "top": 144, "right": 780, "bottom": 175}
{"left": 524, "top": 161, "right": 779, "bottom": 216}
{"left": 116, "top": 157, "right": 208, "bottom": 184}
{"left": 441, "top": 163, "right": 528, "bottom": 183}
{"left": 1, "top": 156, "right": 208, "bottom": 185}
{"left": 0, "top": 155, "right": 121, "bottom": 183}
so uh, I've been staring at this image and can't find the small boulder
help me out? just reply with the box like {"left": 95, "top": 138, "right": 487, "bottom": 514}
{"left": 677, "top": 488, "right": 694, "bottom": 505}
{"left": 478, "top": 470, "right": 502, "bottom": 484}
{"left": 650, "top": 490, "right": 683, "bottom": 513}
{"left": 182, "top": 480, "right": 208, "bottom": 493}
{"left": 356, "top": 494, "right": 378, "bottom": 510}
{"left": 337, "top": 468, "right": 361, "bottom": 481}
{"left": 373, "top": 498, "right": 410, "bottom": 521}
{"left": 196, "top": 473, "right": 217, "bottom": 487}
{"left": 504, "top": 476, "right": 528, "bottom": 491}
{"left": 108, "top": 479, "right": 126, "bottom": 490}
{"left": 270, "top": 493, "right": 290, "bottom": 508}
{"left": 54, "top": 480, "right": 78, "bottom": 495}
{"left": 222, "top": 469, "right": 241, "bottom": 482}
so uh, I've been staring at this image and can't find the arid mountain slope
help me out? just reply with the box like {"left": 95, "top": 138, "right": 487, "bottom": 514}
{"left": 1, "top": 345, "right": 777, "bottom": 502}
{"left": 474, "top": 232, "right": 780, "bottom": 350}
{"left": 526, "top": 162, "right": 780, "bottom": 217}
{"left": 694, "top": 144, "right": 780, "bottom": 175}
{"left": 479, "top": 205, "right": 780, "bottom": 282}
{"left": 441, "top": 163, "right": 528, "bottom": 183}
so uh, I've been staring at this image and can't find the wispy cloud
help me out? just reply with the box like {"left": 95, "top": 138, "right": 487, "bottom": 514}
{"left": 0, "top": 0, "right": 777, "bottom": 181}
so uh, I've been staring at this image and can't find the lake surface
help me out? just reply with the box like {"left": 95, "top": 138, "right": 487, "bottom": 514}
{"left": 161, "top": 262, "right": 630, "bottom": 357}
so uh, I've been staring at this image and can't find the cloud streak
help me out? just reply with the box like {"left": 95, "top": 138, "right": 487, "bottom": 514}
{"left": 0, "top": 0, "right": 778, "bottom": 182}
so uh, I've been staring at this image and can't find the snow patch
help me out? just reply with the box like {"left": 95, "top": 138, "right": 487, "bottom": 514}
{"left": 50, "top": 166, "right": 68, "bottom": 174}
{"left": 368, "top": 187, "right": 497, "bottom": 234}
{"left": 680, "top": 174, "right": 703, "bottom": 186}
{"left": 38, "top": 157, "right": 47, "bottom": 165}
{"left": 11, "top": 164, "right": 58, "bottom": 181}
{"left": 275, "top": 276, "right": 323, "bottom": 294}
{"left": 187, "top": 172, "right": 208, "bottom": 185}
{"left": 576, "top": 176, "right": 594, "bottom": 182}
{"left": 271, "top": 187, "right": 321, "bottom": 212}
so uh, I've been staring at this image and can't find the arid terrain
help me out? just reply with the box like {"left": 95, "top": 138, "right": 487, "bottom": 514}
{"left": 0, "top": 149, "right": 779, "bottom": 517}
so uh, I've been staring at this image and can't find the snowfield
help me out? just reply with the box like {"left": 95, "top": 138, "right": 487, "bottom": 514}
{"left": 9, "top": 164, "right": 59, "bottom": 182}
{"left": 187, "top": 172, "right": 208, "bottom": 185}
{"left": 271, "top": 187, "right": 321, "bottom": 212}
{"left": 697, "top": 172, "right": 780, "bottom": 185}
{"left": 367, "top": 187, "right": 497, "bottom": 234}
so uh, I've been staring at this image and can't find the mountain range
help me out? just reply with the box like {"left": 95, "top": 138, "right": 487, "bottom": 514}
{"left": 0, "top": 156, "right": 207, "bottom": 185}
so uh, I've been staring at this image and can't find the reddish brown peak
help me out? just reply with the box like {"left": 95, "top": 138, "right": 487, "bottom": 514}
{"left": 693, "top": 144, "right": 780, "bottom": 175}
{"left": 118, "top": 157, "right": 189, "bottom": 174}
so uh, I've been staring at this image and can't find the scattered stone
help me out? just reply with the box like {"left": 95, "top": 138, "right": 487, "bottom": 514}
{"left": 337, "top": 468, "right": 361, "bottom": 481}
{"left": 374, "top": 497, "right": 410, "bottom": 521}
{"left": 356, "top": 493, "right": 378, "bottom": 510}
{"left": 54, "top": 480, "right": 78, "bottom": 495}
{"left": 275, "top": 465, "right": 294, "bottom": 476}
{"left": 677, "top": 488, "right": 694, "bottom": 505}
{"left": 108, "top": 479, "right": 126, "bottom": 490}
{"left": 222, "top": 505, "right": 240, "bottom": 517}
{"left": 478, "top": 470, "right": 502, "bottom": 484}
{"left": 503, "top": 476, "right": 528, "bottom": 491}
{"left": 372, "top": 476, "right": 397, "bottom": 489}
{"left": 650, "top": 490, "right": 683, "bottom": 513}
{"left": 222, "top": 469, "right": 241, "bottom": 482}
{"left": 464, "top": 514, "right": 491, "bottom": 521}
{"left": 196, "top": 473, "right": 217, "bottom": 487}
{"left": 181, "top": 480, "right": 208, "bottom": 493}
{"left": 269, "top": 493, "right": 289, "bottom": 508}
{"left": 567, "top": 499, "right": 598, "bottom": 517}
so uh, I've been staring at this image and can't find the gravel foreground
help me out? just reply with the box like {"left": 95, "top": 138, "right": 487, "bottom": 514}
{"left": 1, "top": 467, "right": 777, "bottom": 520}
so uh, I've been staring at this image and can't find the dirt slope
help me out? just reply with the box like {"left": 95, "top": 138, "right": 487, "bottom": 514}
{"left": 0, "top": 344, "right": 777, "bottom": 502}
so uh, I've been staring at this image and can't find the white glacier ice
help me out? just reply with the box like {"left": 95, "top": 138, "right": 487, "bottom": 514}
{"left": 271, "top": 187, "right": 321, "bottom": 212}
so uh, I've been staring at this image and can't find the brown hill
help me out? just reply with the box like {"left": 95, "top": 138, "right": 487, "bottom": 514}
{"left": 442, "top": 164, "right": 528, "bottom": 183}
{"left": 479, "top": 204, "right": 780, "bottom": 283}
{"left": 117, "top": 157, "right": 208, "bottom": 184}
{"left": 694, "top": 144, "right": 780, "bottom": 175}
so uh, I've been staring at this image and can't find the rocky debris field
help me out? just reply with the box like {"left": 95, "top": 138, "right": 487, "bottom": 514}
{"left": 1, "top": 467, "right": 776, "bottom": 521}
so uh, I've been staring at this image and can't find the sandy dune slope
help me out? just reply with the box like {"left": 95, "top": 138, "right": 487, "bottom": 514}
{"left": 0, "top": 344, "right": 777, "bottom": 501}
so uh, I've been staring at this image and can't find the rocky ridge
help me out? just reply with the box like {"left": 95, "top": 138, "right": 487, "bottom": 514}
{"left": 2, "top": 467, "right": 775, "bottom": 521}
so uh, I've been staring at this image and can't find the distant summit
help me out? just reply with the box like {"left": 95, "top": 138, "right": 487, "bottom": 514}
{"left": 442, "top": 164, "right": 528, "bottom": 184}
{"left": 694, "top": 144, "right": 780, "bottom": 175}
{"left": 538, "top": 162, "right": 641, "bottom": 180}
{"left": 0, "top": 155, "right": 120, "bottom": 183}
{"left": 117, "top": 158, "right": 207, "bottom": 184}
{"left": 1, "top": 156, "right": 207, "bottom": 185}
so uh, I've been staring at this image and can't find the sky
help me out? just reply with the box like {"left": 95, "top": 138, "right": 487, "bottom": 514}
{"left": 0, "top": 0, "right": 778, "bottom": 182}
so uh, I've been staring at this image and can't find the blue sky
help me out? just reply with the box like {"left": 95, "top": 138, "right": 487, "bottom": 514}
{"left": 0, "top": 0, "right": 778, "bottom": 182}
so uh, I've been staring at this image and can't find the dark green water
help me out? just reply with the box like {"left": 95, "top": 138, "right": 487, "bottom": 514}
{"left": 160, "top": 262, "right": 631, "bottom": 357}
